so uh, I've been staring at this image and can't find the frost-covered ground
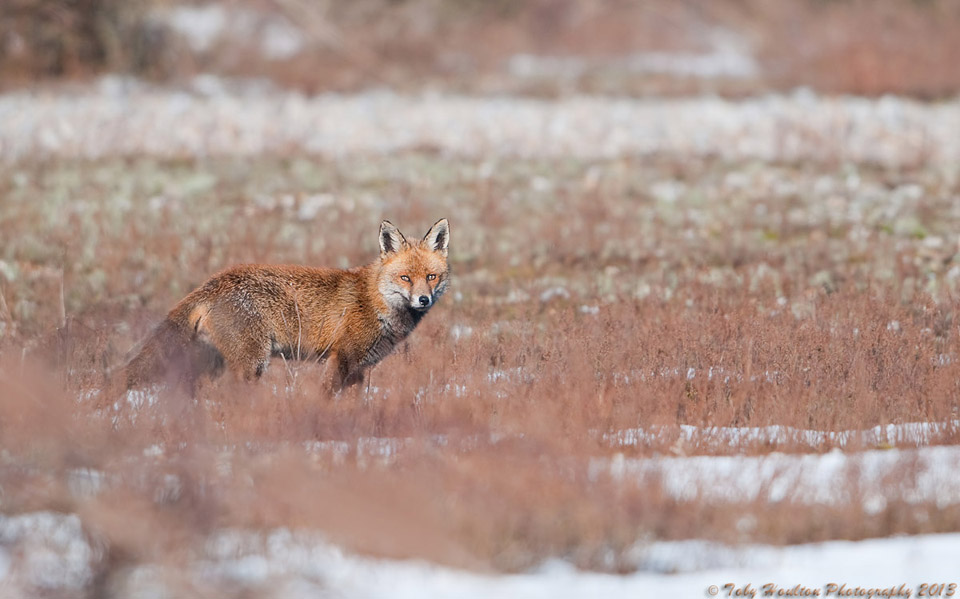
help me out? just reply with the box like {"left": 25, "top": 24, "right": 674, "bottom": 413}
{"left": 102, "top": 424, "right": 960, "bottom": 510}
{"left": 12, "top": 395, "right": 958, "bottom": 595}
{"left": 27, "top": 402, "right": 960, "bottom": 594}
{"left": 5, "top": 80, "right": 960, "bottom": 594}
{"left": 3, "top": 511, "right": 959, "bottom": 598}
{"left": 606, "top": 420, "right": 960, "bottom": 450}
{"left": 2, "top": 79, "right": 959, "bottom": 165}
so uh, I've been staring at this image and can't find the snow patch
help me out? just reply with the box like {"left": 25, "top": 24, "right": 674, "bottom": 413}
{"left": 5, "top": 520, "right": 957, "bottom": 597}
{"left": 0, "top": 512, "right": 99, "bottom": 594}
{"left": 593, "top": 445, "right": 960, "bottom": 507}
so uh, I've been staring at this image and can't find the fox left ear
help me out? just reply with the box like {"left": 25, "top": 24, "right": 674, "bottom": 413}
{"left": 422, "top": 218, "right": 449, "bottom": 257}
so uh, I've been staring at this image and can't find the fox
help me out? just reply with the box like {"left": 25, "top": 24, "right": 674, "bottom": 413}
{"left": 122, "top": 218, "right": 450, "bottom": 393}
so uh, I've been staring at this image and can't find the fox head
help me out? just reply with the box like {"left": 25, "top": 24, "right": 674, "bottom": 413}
{"left": 377, "top": 218, "right": 450, "bottom": 314}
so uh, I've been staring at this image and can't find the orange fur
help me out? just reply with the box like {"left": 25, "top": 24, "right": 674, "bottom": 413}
{"left": 123, "top": 219, "right": 450, "bottom": 392}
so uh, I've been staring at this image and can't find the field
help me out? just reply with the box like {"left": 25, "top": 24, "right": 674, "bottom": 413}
{"left": 4, "top": 88, "right": 960, "bottom": 595}
{"left": 3, "top": 2, "right": 960, "bottom": 597}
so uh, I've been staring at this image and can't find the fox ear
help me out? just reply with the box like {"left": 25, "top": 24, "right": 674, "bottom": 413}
{"left": 379, "top": 220, "right": 407, "bottom": 256}
{"left": 422, "top": 218, "right": 449, "bottom": 257}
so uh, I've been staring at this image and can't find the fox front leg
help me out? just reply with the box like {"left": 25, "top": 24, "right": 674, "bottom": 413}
{"left": 331, "top": 353, "right": 365, "bottom": 391}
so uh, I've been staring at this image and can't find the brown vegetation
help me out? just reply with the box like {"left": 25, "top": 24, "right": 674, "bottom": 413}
{"left": 3, "top": 3, "right": 957, "bottom": 593}
{"left": 3, "top": 0, "right": 960, "bottom": 97}
{"left": 1, "top": 152, "right": 959, "bottom": 586}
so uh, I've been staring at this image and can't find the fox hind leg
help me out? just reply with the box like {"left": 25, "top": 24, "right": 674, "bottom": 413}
{"left": 201, "top": 307, "right": 273, "bottom": 381}
{"left": 218, "top": 336, "right": 272, "bottom": 381}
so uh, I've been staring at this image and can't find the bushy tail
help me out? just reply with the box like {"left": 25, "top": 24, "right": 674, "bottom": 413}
{"left": 109, "top": 295, "right": 224, "bottom": 397}
{"left": 122, "top": 318, "right": 186, "bottom": 390}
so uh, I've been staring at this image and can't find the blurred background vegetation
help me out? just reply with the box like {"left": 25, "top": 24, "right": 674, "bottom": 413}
{"left": 2, "top": 0, "right": 959, "bottom": 97}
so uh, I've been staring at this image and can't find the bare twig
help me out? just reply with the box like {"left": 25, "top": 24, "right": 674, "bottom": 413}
{"left": 294, "top": 297, "right": 302, "bottom": 361}
{"left": 0, "top": 285, "right": 11, "bottom": 323}
{"left": 278, "top": 303, "right": 299, "bottom": 387}
{"left": 57, "top": 268, "right": 66, "bottom": 329}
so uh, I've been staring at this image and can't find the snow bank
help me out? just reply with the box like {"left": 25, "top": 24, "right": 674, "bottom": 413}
{"left": 596, "top": 445, "right": 960, "bottom": 508}
{"left": 2, "top": 512, "right": 959, "bottom": 598}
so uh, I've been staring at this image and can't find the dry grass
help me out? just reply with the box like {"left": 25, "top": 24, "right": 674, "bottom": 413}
{"left": 3, "top": 0, "right": 960, "bottom": 97}
{"left": 4, "top": 4, "right": 958, "bottom": 592}
{"left": 1, "top": 153, "right": 960, "bottom": 586}
{"left": 754, "top": 0, "right": 960, "bottom": 98}
{"left": 0, "top": 0, "right": 173, "bottom": 85}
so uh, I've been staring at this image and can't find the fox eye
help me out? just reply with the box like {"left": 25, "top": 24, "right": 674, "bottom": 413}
{"left": 400, "top": 275, "right": 410, "bottom": 282}
{"left": 427, "top": 274, "right": 437, "bottom": 281}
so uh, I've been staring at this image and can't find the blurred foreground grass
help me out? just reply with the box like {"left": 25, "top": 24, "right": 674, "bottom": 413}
{"left": 1, "top": 153, "right": 960, "bottom": 588}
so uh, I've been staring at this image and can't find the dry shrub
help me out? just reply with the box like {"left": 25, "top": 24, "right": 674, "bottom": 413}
{"left": 752, "top": 0, "right": 960, "bottom": 98}
{"left": 3, "top": 0, "right": 959, "bottom": 96}
{"left": 2, "top": 153, "right": 960, "bottom": 583}
{"left": 214, "top": 0, "right": 960, "bottom": 97}
{"left": 0, "top": 0, "right": 171, "bottom": 85}
{"left": 3, "top": 335, "right": 960, "bottom": 579}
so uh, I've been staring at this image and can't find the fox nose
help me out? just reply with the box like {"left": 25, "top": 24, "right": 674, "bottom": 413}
{"left": 418, "top": 295, "right": 430, "bottom": 307}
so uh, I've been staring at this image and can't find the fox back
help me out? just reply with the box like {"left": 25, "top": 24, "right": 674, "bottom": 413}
{"left": 123, "top": 218, "right": 450, "bottom": 392}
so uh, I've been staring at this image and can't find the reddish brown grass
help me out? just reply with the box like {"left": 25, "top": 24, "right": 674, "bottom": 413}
{"left": 1, "top": 154, "right": 959, "bottom": 586}
{"left": 3, "top": 0, "right": 959, "bottom": 97}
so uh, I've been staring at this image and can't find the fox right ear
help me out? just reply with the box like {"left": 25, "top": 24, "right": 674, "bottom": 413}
{"left": 379, "top": 220, "right": 407, "bottom": 256}
{"left": 422, "top": 218, "right": 449, "bottom": 257}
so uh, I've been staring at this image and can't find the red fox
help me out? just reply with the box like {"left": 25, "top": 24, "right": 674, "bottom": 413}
{"left": 123, "top": 219, "right": 450, "bottom": 392}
